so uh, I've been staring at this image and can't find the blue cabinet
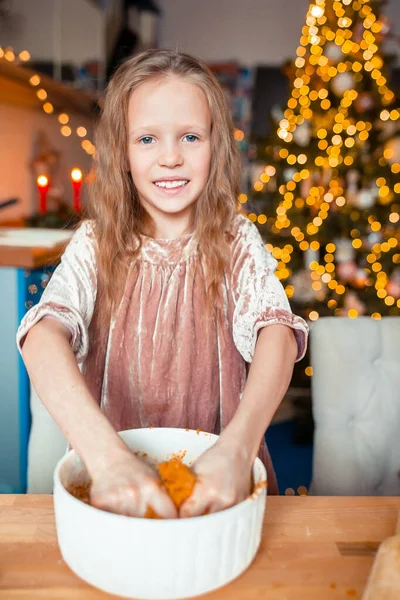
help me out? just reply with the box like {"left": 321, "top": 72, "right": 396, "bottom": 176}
{"left": 0, "top": 265, "right": 54, "bottom": 493}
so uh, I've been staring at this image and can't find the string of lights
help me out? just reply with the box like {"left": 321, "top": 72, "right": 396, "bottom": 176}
{"left": 0, "top": 46, "right": 96, "bottom": 156}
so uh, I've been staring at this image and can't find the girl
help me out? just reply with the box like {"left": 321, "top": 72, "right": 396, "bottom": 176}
{"left": 18, "top": 49, "right": 308, "bottom": 519}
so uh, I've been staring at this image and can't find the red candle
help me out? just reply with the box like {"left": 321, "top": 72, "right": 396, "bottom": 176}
{"left": 36, "top": 175, "right": 49, "bottom": 215}
{"left": 71, "top": 168, "right": 83, "bottom": 213}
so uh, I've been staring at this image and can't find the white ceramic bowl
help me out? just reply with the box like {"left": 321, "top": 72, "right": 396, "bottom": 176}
{"left": 53, "top": 427, "right": 267, "bottom": 600}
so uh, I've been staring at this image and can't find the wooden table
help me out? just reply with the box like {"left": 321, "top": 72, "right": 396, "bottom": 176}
{"left": 0, "top": 238, "right": 70, "bottom": 268}
{"left": 1, "top": 495, "right": 400, "bottom": 599}
{"left": 0, "top": 244, "right": 65, "bottom": 269}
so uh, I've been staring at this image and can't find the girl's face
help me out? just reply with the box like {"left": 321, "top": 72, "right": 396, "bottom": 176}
{"left": 128, "top": 76, "right": 212, "bottom": 237}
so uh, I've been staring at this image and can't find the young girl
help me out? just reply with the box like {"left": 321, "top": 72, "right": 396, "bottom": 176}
{"left": 18, "top": 49, "right": 308, "bottom": 519}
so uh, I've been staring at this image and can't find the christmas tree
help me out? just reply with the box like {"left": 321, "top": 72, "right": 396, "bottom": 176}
{"left": 243, "top": 0, "right": 400, "bottom": 324}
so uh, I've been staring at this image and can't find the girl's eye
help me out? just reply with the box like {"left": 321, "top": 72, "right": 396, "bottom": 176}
{"left": 139, "top": 136, "right": 155, "bottom": 145}
{"left": 183, "top": 134, "right": 199, "bottom": 143}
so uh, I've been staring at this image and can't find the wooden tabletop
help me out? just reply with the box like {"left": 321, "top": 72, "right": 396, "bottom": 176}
{"left": 0, "top": 228, "right": 73, "bottom": 268}
{"left": 1, "top": 495, "right": 400, "bottom": 599}
{"left": 0, "top": 244, "right": 66, "bottom": 269}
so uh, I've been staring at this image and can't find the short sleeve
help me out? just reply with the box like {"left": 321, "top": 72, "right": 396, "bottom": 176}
{"left": 230, "top": 215, "right": 308, "bottom": 363}
{"left": 16, "top": 220, "right": 97, "bottom": 363}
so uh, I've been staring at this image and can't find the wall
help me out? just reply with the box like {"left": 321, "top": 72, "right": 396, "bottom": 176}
{"left": 3, "top": 0, "right": 398, "bottom": 68}
{"left": 0, "top": 103, "right": 94, "bottom": 222}
{"left": 157, "top": 0, "right": 400, "bottom": 66}
{"left": 0, "top": 0, "right": 104, "bottom": 67}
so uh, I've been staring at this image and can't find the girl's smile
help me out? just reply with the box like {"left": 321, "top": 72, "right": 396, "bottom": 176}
{"left": 153, "top": 177, "right": 190, "bottom": 195}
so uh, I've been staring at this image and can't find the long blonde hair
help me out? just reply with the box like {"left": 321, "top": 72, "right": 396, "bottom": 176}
{"left": 86, "top": 49, "right": 241, "bottom": 334}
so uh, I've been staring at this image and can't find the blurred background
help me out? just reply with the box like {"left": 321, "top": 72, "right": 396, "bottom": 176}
{"left": 0, "top": 0, "right": 399, "bottom": 497}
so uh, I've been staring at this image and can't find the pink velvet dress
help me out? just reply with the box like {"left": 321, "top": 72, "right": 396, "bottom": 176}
{"left": 17, "top": 214, "right": 308, "bottom": 494}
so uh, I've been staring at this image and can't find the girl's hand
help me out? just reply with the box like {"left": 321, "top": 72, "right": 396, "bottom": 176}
{"left": 89, "top": 449, "right": 178, "bottom": 519}
{"left": 179, "top": 441, "right": 253, "bottom": 518}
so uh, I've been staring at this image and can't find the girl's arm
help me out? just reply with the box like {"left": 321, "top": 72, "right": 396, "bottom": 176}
{"left": 22, "top": 316, "right": 177, "bottom": 518}
{"left": 224, "top": 214, "right": 308, "bottom": 461}
{"left": 22, "top": 316, "right": 129, "bottom": 476}
{"left": 217, "top": 323, "right": 298, "bottom": 463}
{"left": 180, "top": 324, "right": 296, "bottom": 518}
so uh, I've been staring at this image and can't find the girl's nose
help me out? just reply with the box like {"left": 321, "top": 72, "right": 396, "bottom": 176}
{"left": 158, "top": 144, "right": 184, "bottom": 168}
